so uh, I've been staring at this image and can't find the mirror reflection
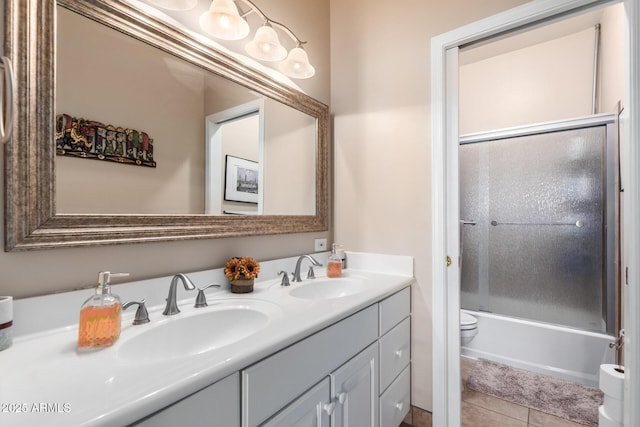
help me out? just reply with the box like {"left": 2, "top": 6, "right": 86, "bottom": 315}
{"left": 55, "top": 6, "right": 316, "bottom": 216}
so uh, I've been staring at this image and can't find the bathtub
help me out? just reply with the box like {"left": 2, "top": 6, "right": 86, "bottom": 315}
{"left": 460, "top": 309, "right": 616, "bottom": 387}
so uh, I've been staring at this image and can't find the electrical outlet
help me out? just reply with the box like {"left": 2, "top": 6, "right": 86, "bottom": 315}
{"left": 314, "top": 238, "right": 327, "bottom": 252}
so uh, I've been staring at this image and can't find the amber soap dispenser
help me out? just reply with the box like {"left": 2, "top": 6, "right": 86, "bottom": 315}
{"left": 77, "top": 271, "right": 129, "bottom": 350}
{"left": 327, "top": 243, "right": 343, "bottom": 278}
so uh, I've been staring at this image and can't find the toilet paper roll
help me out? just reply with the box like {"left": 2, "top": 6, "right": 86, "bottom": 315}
{"left": 0, "top": 296, "right": 12, "bottom": 325}
{"left": 599, "top": 405, "right": 623, "bottom": 427}
{"left": 599, "top": 364, "right": 625, "bottom": 401}
{"left": 604, "top": 395, "right": 624, "bottom": 423}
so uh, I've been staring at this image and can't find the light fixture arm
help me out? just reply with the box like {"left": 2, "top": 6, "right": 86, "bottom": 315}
{"left": 235, "top": 0, "right": 307, "bottom": 48}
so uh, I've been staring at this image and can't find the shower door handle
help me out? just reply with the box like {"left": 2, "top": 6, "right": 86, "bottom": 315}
{"left": 490, "top": 219, "right": 584, "bottom": 227}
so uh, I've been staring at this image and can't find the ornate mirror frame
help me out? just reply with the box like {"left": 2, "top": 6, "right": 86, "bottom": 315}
{"left": 4, "top": 0, "right": 329, "bottom": 251}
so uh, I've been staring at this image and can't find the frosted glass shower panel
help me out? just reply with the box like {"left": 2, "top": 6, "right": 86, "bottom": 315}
{"left": 460, "top": 127, "right": 605, "bottom": 331}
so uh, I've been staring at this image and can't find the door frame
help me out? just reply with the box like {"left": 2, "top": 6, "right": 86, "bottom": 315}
{"left": 430, "top": 0, "right": 640, "bottom": 425}
{"left": 204, "top": 99, "right": 265, "bottom": 215}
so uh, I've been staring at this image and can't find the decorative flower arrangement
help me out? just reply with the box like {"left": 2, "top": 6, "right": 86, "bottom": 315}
{"left": 224, "top": 257, "right": 261, "bottom": 281}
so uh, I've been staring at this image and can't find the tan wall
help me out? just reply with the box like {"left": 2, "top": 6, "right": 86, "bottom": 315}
{"left": 599, "top": 4, "right": 625, "bottom": 113}
{"left": 459, "top": 28, "right": 595, "bottom": 134}
{"left": 0, "top": 0, "right": 330, "bottom": 299}
{"left": 56, "top": 7, "right": 206, "bottom": 215}
{"left": 263, "top": 99, "right": 316, "bottom": 215}
{"left": 330, "top": 0, "right": 533, "bottom": 412}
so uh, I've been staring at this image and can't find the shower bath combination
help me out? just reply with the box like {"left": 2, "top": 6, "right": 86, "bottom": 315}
{"left": 458, "top": 114, "right": 620, "bottom": 387}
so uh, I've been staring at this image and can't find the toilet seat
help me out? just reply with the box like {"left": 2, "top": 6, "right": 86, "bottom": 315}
{"left": 460, "top": 311, "right": 478, "bottom": 346}
{"left": 460, "top": 312, "right": 478, "bottom": 330}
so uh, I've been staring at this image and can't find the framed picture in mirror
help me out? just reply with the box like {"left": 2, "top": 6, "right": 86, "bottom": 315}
{"left": 224, "top": 155, "right": 259, "bottom": 204}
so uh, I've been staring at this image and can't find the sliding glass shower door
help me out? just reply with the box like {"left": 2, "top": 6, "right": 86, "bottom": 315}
{"left": 460, "top": 121, "right": 616, "bottom": 333}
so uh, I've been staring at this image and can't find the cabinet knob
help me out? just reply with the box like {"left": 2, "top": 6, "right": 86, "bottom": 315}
{"left": 323, "top": 402, "right": 336, "bottom": 415}
{"left": 395, "top": 349, "right": 403, "bottom": 358}
{"left": 395, "top": 402, "right": 404, "bottom": 411}
{"left": 337, "top": 392, "right": 347, "bottom": 404}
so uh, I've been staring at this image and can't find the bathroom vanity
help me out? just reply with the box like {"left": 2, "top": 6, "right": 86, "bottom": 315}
{"left": 0, "top": 252, "right": 413, "bottom": 426}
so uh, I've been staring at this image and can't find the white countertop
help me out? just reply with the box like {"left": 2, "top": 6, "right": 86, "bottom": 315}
{"left": 0, "top": 252, "right": 414, "bottom": 426}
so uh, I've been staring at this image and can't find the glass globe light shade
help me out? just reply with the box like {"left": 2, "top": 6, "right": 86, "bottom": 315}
{"left": 199, "top": 0, "right": 250, "bottom": 41}
{"left": 245, "top": 26, "right": 287, "bottom": 62}
{"left": 279, "top": 47, "right": 315, "bottom": 79}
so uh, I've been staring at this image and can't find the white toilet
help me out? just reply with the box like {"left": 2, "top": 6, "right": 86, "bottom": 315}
{"left": 460, "top": 311, "right": 478, "bottom": 345}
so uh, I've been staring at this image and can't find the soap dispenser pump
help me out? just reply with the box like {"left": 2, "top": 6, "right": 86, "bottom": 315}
{"left": 77, "top": 271, "right": 129, "bottom": 350}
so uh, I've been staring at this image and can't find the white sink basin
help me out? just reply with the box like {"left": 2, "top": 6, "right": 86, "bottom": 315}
{"left": 289, "top": 278, "right": 367, "bottom": 299}
{"left": 118, "top": 300, "right": 277, "bottom": 362}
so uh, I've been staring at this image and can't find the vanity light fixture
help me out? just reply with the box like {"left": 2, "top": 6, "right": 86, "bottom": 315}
{"left": 200, "top": 0, "right": 314, "bottom": 78}
{"left": 150, "top": 0, "right": 314, "bottom": 79}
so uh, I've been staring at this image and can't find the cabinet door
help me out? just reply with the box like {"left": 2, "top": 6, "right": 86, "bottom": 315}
{"left": 131, "top": 372, "right": 240, "bottom": 426}
{"left": 261, "top": 378, "right": 331, "bottom": 427}
{"left": 330, "top": 342, "right": 379, "bottom": 427}
{"left": 243, "top": 305, "right": 378, "bottom": 426}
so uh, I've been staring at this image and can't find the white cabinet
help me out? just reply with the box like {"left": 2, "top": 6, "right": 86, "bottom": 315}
{"left": 264, "top": 342, "right": 379, "bottom": 427}
{"left": 133, "top": 286, "right": 411, "bottom": 427}
{"left": 379, "top": 287, "right": 410, "bottom": 336}
{"left": 245, "top": 287, "right": 410, "bottom": 427}
{"left": 379, "top": 317, "right": 410, "bottom": 392}
{"left": 242, "top": 305, "right": 378, "bottom": 426}
{"left": 377, "top": 287, "right": 411, "bottom": 427}
{"left": 131, "top": 372, "right": 240, "bottom": 426}
{"left": 331, "top": 342, "right": 379, "bottom": 427}
{"left": 380, "top": 366, "right": 410, "bottom": 427}
{"left": 262, "top": 378, "right": 332, "bottom": 427}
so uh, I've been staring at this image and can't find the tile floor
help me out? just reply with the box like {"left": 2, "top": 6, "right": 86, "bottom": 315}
{"left": 459, "top": 356, "right": 587, "bottom": 427}
{"left": 400, "top": 357, "right": 588, "bottom": 427}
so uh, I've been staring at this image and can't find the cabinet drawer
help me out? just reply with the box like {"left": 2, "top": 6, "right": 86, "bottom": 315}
{"left": 132, "top": 372, "right": 240, "bottom": 426}
{"left": 379, "top": 317, "right": 410, "bottom": 393}
{"left": 379, "top": 366, "right": 410, "bottom": 427}
{"left": 379, "top": 287, "right": 410, "bottom": 335}
{"left": 242, "top": 305, "right": 378, "bottom": 427}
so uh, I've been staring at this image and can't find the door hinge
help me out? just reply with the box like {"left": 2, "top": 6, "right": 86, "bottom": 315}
{"left": 446, "top": 256, "right": 452, "bottom": 267}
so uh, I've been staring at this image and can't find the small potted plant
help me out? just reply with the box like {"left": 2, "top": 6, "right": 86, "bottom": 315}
{"left": 224, "top": 257, "right": 261, "bottom": 293}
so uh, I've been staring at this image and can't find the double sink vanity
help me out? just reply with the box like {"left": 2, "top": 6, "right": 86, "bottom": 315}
{"left": 1, "top": 252, "right": 413, "bottom": 426}
{"left": 3, "top": 1, "right": 411, "bottom": 426}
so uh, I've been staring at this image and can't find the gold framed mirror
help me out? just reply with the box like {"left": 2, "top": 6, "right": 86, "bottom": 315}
{"left": 4, "top": 0, "right": 328, "bottom": 251}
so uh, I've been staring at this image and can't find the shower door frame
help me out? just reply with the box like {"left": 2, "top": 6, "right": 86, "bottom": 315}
{"left": 458, "top": 114, "right": 619, "bottom": 334}
{"left": 431, "top": 0, "right": 640, "bottom": 426}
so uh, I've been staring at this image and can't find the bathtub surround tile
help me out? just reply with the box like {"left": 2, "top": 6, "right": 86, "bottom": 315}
{"left": 461, "top": 401, "right": 528, "bottom": 427}
{"left": 467, "top": 359, "right": 603, "bottom": 426}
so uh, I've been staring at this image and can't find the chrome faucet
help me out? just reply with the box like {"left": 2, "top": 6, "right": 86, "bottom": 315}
{"left": 292, "top": 255, "right": 323, "bottom": 282}
{"left": 163, "top": 273, "right": 196, "bottom": 315}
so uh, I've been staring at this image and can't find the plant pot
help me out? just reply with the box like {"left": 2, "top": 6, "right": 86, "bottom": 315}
{"left": 230, "top": 278, "right": 254, "bottom": 294}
